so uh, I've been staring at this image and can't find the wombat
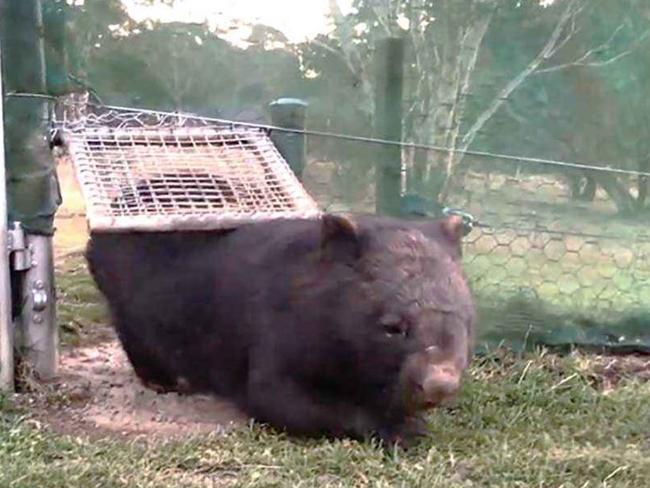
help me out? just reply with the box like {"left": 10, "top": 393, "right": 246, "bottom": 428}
{"left": 85, "top": 213, "right": 476, "bottom": 445}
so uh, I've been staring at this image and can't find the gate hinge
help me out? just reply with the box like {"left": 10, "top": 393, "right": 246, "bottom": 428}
{"left": 6, "top": 222, "right": 32, "bottom": 272}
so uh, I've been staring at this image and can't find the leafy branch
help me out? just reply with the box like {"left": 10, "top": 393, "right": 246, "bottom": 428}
{"left": 439, "top": 0, "right": 587, "bottom": 200}
{"left": 535, "top": 24, "right": 650, "bottom": 74}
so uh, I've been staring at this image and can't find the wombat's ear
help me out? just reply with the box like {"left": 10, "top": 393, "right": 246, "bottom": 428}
{"left": 320, "top": 214, "right": 361, "bottom": 261}
{"left": 439, "top": 215, "right": 465, "bottom": 246}
{"left": 417, "top": 215, "right": 465, "bottom": 258}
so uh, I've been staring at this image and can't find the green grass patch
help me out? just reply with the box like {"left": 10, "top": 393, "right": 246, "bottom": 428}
{"left": 2, "top": 350, "right": 650, "bottom": 487}
{"left": 55, "top": 255, "right": 108, "bottom": 346}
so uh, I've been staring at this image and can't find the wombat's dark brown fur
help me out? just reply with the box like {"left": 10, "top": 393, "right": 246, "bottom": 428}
{"left": 85, "top": 213, "right": 475, "bottom": 445}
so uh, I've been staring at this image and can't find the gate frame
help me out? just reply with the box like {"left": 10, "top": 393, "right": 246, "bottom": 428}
{"left": 0, "top": 41, "right": 14, "bottom": 392}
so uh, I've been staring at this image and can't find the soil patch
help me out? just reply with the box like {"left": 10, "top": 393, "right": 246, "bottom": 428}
{"left": 20, "top": 328, "right": 246, "bottom": 442}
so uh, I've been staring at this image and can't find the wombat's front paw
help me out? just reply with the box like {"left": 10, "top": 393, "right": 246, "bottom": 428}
{"left": 342, "top": 408, "right": 380, "bottom": 440}
{"left": 141, "top": 379, "right": 175, "bottom": 394}
{"left": 376, "top": 415, "right": 429, "bottom": 449}
{"left": 401, "top": 414, "right": 429, "bottom": 438}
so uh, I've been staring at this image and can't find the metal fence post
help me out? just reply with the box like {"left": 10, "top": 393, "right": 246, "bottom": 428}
{"left": 2, "top": 0, "right": 62, "bottom": 381}
{"left": 374, "top": 37, "right": 404, "bottom": 217}
{"left": 0, "top": 42, "right": 14, "bottom": 392}
{"left": 19, "top": 233, "right": 58, "bottom": 379}
{"left": 269, "top": 98, "right": 308, "bottom": 181}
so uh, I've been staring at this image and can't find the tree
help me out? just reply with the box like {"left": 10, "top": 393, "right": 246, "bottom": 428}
{"left": 57, "top": 4, "right": 307, "bottom": 114}
{"left": 315, "top": 0, "right": 650, "bottom": 212}
{"left": 473, "top": 0, "right": 650, "bottom": 214}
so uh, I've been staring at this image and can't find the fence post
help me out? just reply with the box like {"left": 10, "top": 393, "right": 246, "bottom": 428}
{"left": 1, "top": 0, "right": 62, "bottom": 381}
{"left": 373, "top": 37, "right": 404, "bottom": 217}
{"left": 269, "top": 98, "right": 308, "bottom": 180}
{"left": 19, "top": 234, "right": 58, "bottom": 378}
{"left": 0, "top": 43, "right": 14, "bottom": 392}
{"left": 43, "top": 0, "right": 72, "bottom": 97}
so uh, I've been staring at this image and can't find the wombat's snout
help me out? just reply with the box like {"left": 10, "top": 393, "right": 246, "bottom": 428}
{"left": 414, "top": 364, "right": 461, "bottom": 409}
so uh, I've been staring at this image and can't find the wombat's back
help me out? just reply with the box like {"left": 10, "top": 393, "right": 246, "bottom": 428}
{"left": 84, "top": 220, "right": 323, "bottom": 396}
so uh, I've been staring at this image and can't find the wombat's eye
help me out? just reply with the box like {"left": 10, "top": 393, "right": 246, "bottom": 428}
{"left": 384, "top": 324, "right": 406, "bottom": 337}
{"left": 380, "top": 314, "right": 407, "bottom": 338}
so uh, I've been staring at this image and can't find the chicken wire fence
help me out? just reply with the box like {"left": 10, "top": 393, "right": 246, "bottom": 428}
{"left": 52, "top": 94, "right": 320, "bottom": 232}
{"left": 304, "top": 147, "right": 650, "bottom": 353}
{"left": 49, "top": 95, "right": 650, "bottom": 353}
{"left": 455, "top": 169, "right": 650, "bottom": 352}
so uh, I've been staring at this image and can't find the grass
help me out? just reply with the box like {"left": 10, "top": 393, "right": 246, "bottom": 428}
{"left": 2, "top": 349, "right": 649, "bottom": 487}
{"left": 0, "top": 251, "right": 648, "bottom": 487}
{"left": 55, "top": 254, "right": 108, "bottom": 347}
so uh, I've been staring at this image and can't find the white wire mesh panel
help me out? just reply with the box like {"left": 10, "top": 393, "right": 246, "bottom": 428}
{"left": 60, "top": 122, "right": 321, "bottom": 232}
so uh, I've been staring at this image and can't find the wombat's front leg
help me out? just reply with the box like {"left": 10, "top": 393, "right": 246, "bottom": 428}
{"left": 246, "top": 371, "right": 379, "bottom": 440}
{"left": 375, "top": 414, "right": 430, "bottom": 448}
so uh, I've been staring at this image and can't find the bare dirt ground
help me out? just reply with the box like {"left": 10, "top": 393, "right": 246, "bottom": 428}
{"left": 15, "top": 162, "right": 248, "bottom": 442}
{"left": 580, "top": 354, "right": 650, "bottom": 392}
{"left": 27, "top": 326, "right": 246, "bottom": 442}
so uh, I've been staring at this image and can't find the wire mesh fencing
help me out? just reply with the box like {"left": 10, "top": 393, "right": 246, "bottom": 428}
{"left": 300, "top": 139, "right": 650, "bottom": 352}
{"left": 48, "top": 98, "right": 650, "bottom": 351}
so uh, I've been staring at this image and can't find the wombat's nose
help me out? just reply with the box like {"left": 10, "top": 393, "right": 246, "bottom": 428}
{"left": 419, "top": 365, "right": 460, "bottom": 407}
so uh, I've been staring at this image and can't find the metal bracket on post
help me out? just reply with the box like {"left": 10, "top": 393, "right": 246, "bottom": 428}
{"left": 7, "top": 222, "right": 58, "bottom": 381}
{"left": 19, "top": 234, "right": 57, "bottom": 381}
{"left": 7, "top": 223, "right": 32, "bottom": 272}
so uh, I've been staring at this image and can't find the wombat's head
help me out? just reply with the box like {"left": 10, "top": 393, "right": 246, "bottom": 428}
{"left": 319, "top": 213, "right": 475, "bottom": 414}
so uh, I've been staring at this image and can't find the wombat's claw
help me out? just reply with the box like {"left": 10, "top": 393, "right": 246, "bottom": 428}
{"left": 374, "top": 427, "right": 402, "bottom": 448}
{"left": 376, "top": 419, "right": 427, "bottom": 450}
{"left": 377, "top": 431, "right": 414, "bottom": 450}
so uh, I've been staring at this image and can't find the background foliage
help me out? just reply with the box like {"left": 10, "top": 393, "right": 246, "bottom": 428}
{"left": 38, "top": 0, "right": 650, "bottom": 349}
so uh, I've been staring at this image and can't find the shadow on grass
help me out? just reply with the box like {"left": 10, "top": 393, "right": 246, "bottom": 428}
{"left": 476, "top": 289, "right": 650, "bottom": 355}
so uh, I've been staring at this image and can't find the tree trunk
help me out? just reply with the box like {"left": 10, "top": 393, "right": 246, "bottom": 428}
{"left": 437, "top": 9, "right": 494, "bottom": 203}
{"left": 593, "top": 173, "right": 636, "bottom": 215}
{"left": 439, "top": 0, "right": 584, "bottom": 203}
{"left": 405, "top": 1, "right": 495, "bottom": 204}
{"left": 636, "top": 159, "right": 649, "bottom": 210}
